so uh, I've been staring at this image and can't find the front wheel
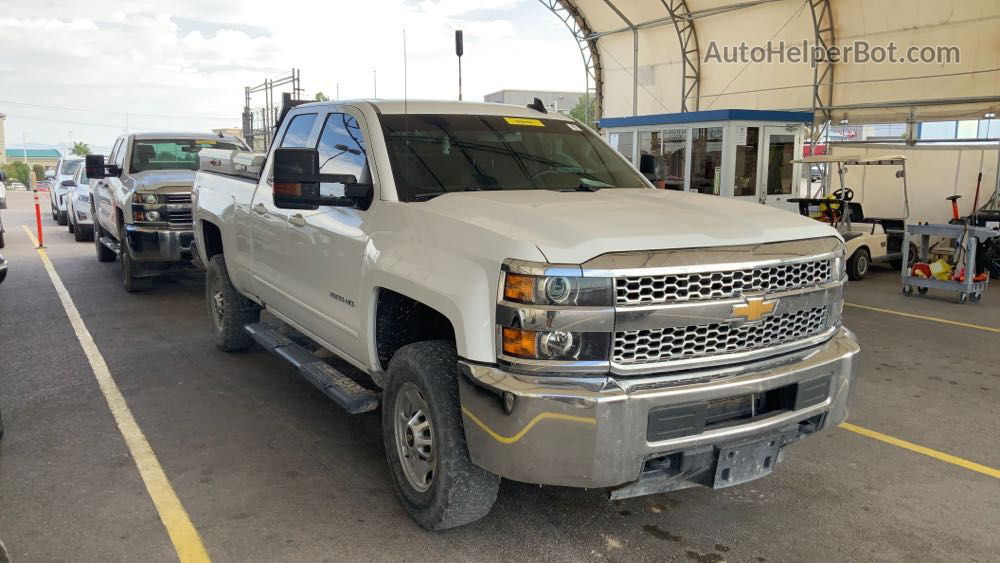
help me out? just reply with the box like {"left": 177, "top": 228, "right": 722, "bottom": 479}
{"left": 57, "top": 210, "right": 68, "bottom": 226}
{"left": 95, "top": 222, "right": 116, "bottom": 262}
{"left": 206, "top": 255, "right": 260, "bottom": 351}
{"left": 383, "top": 341, "right": 500, "bottom": 531}
{"left": 847, "top": 248, "right": 870, "bottom": 281}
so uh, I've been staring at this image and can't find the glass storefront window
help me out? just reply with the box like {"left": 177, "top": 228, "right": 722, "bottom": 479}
{"left": 733, "top": 127, "right": 759, "bottom": 197}
{"left": 691, "top": 127, "right": 723, "bottom": 195}
{"left": 660, "top": 129, "right": 686, "bottom": 190}
{"left": 638, "top": 130, "right": 661, "bottom": 183}
{"left": 609, "top": 131, "right": 635, "bottom": 164}
{"left": 766, "top": 132, "right": 796, "bottom": 195}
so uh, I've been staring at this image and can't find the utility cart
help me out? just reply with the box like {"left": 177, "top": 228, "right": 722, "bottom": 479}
{"left": 901, "top": 222, "right": 999, "bottom": 303}
{"left": 790, "top": 155, "right": 912, "bottom": 280}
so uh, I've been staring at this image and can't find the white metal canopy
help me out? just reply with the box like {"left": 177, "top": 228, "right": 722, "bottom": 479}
{"left": 542, "top": 0, "right": 1000, "bottom": 125}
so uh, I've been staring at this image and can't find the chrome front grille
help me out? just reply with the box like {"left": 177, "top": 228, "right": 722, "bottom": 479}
{"left": 613, "top": 307, "right": 828, "bottom": 365}
{"left": 615, "top": 260, "right": 832, "bottom": 306}
{"left": 165, "top": 193, "right": 192, "bottom": 204}
{"left": 167, "top": 210, "right": 193, "bottom": 224}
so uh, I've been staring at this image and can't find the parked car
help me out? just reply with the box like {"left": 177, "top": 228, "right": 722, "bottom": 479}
{"left": 10, "top": 182, "right": 26, "bottom": 191}
{"left": 49, "top": 157, "right": 84, "bottom": 225}
{"left": 66, "top": 163, "right": 95, "bottom": 241}
{"left": 86, "top": 132, "right": 248, "bottom": 291}
{"left": 194, "top": 99, "right": 860, "bottom": 530}
{"left": 0, "top": 170, "right": 7, "bottom": 208}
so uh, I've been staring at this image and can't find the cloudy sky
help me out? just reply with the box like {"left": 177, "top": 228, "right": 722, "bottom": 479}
{"left": 0, "top": 0, "right": 584, "bottom": 153}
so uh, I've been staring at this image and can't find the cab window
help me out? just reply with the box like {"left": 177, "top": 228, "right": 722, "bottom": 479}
{"left": 280, "top": 113, "right": 317, "bottom": 148}
{"left": 316, "top": 112, "right": 369, "bottom": 199}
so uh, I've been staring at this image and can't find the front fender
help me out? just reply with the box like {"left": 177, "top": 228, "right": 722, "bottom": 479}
{"left": 366, "top": 247, "right": 496, "bottom": 364}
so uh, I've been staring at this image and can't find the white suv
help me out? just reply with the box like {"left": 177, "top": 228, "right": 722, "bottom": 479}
{"left": 49, "top": 157, "right": 84, "bottom": 225}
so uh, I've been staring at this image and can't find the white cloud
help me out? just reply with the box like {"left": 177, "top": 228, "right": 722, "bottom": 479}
{"left": 0, "top": 0, "right": 585, "bottom": 148}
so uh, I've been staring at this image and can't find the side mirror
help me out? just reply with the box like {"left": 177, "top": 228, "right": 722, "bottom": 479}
{"left": 61, "top": 179, "right": 76, "bottom": 187}
{"left": 639, "top": 154, "right": 656, "bottom": 175}
{"left": 272, "top": 147, "right": 369, "bottom": 209}
{"left": 86, "top": 154, "right": 108, "bottom": 179}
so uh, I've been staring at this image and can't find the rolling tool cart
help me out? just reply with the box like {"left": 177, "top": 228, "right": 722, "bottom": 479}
{"left": 901, "top": 222, "right": 999, "bottom": 303}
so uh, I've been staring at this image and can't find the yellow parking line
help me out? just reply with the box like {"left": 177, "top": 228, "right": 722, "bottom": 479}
{"left": 23, "top": 226, "right": 211, "bottom": 563}
{"left": 840, "top": 422, "right": 1000, "bottom": 479}
{"left": 845, "top": 302, "right": 1000, "bottom": 333}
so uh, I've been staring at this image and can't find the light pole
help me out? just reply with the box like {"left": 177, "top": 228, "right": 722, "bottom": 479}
{"left": 455, "top": 30, "right": 464, "bottom": 101}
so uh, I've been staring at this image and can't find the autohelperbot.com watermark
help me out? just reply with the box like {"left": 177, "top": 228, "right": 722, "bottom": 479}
{"left": 704, "top": 40, "right": 961, "bottom": 67}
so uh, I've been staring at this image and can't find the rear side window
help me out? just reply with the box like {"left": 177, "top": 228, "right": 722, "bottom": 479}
{"left": 316, "top": 112, "right": 368, "bottom": 198}
{"left": 280, "top": 113, "right": 317, "bottom": 148}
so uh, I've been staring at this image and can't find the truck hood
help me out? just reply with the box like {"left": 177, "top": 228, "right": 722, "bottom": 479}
{"left": 421, "top": 189, "right": 840, "bottom": 264}
{"left": 132, "top": 170, "right": 197, "bottom": 192}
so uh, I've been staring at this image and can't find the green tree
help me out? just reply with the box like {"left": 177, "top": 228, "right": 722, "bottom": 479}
{"left": 71, "top": 142, "right": 90, "bottom": 156}
{"left": 314, "top": 91, "right": 330, "bottom": 101}
{"left": 2, "top": 161, "right": 30, "bottom": 186}
{"left": 32, "top": 164, "right": 46, "bottom": 181}
{"left": 569, "top": 96, "right": 593, "bottom": 126}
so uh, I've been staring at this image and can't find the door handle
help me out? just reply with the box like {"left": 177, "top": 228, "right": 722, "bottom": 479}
{"left": 289, "top": 213, "right": 307, "bottom": 227}
{"left": 252, "top": 203, "right": 267, "bottom": 215}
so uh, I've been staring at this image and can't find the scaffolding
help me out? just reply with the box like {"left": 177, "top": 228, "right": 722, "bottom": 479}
{"left": 242, "top": 69, "right": 303, "bottom": 151}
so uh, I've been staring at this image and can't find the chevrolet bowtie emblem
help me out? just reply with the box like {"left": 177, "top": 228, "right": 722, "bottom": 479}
{"left": 730, "top": 296, "right": 777, "bottom": 323}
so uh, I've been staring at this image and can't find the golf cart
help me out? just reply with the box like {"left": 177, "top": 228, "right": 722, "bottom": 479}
{"left": 790, "top": 154, "right": 911, "bottom": 280}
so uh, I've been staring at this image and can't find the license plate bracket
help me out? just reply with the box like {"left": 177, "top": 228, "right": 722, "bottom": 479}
{"left": 712, "top": 434, "right": 782, "bottom": 488}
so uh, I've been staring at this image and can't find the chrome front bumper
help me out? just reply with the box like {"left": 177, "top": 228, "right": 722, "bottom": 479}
{"left": 124, "top": 225, "right": 194, "bottom": 262}
{"left": 458, "top": 327, "right": 859, "bottom": 489}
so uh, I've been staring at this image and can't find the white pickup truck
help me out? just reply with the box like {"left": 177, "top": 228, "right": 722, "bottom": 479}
{"left": 85, "top": 133, "right": 247, "bottom": 291}
{"left": 193, "top": 99, "right": 860, "bottom": 530}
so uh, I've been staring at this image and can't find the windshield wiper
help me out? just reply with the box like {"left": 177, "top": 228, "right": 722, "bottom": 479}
{"left": 411, "top": 187, "right": 499, "bottom": 201}
{"left": 558, "top": 183, "right": 602, "bottom": 192}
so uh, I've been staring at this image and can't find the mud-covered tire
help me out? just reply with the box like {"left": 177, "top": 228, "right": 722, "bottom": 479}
{"left": 206, "top": 254, "right": 260, "bottom": 352}
{"left": 94, "top": 222, "right": 115, "bottom": 262}
{"left": 847, "top": 248, "right": 870, "bottom": 281}
{"left": 382, "top": 340, "right": 500, "bottom": 530}
{"left": 74, "top": 223, "right": 92, "bottom": 242}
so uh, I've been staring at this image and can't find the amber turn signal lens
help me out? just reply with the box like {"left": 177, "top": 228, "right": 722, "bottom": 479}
{"left": 502, "top": 327, "right": 537, "bottom": 358}
{"left": 504, "top": 273, "right": 535, "bottom": 303}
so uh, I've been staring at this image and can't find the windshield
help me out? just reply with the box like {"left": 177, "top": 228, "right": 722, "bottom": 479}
{"left": 59, "top": 160, "right": 83, "bottom": 177}
{"left": 129, "top": 139, "right": 242, "bottom": 173}
{"left": 379, "top": 114, "right": 648, "bottom": 201}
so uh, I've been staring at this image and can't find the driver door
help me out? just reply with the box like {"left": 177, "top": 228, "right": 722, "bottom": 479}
{"left": 281, "top": 108, "right": 373, "bottom": 363}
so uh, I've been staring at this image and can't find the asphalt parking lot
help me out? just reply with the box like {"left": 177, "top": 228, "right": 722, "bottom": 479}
{"left": 0, "top": 189, "right": 997, "bottom": 562}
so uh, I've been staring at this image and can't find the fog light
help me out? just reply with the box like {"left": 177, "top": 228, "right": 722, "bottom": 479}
{"left": 539, "top": 330, "right": 575, "bottom": 358}
{"left": 145, "top": 210, "right": 161, "bottom": 222}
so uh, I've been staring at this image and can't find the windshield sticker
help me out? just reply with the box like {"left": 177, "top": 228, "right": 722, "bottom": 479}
{"left": 566, "top": 123, "right": 581, "bottom": 131}
{"left": 504, "top": 117, "right": 544, "bottom": 127}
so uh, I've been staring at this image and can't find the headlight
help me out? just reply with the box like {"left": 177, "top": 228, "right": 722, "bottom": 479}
{"left": 140, "top": 193, "right": 159, "bottom": 204}
{"left": 501, "top": 327, "right": 609, "bottom": 361}
{"left": 503, "top": 273, "right": 612, "bottom": 306}
{"left": 145, "top": 210, "right": 161, "bottom": 222}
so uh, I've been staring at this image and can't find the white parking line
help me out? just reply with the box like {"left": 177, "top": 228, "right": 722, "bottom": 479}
{"left": 21, "top": 225, "right": 211, "bottom": 563}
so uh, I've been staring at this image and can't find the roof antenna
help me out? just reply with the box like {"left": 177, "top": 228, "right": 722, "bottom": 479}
{"left": 527, "top": 97, "right": 548, "bottom": 114}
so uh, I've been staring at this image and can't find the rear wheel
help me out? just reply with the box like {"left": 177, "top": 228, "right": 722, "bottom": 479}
{"left": 57, "top": 210, "right": 68, "bottom": 226}
{"left": 383, "top": 341, "right": 500, "bottom": 530}
{"left": 206, "top": 254, "right": 260, "bottom": 351}
{"left": 847, "top": 248, "right": 870, "bottom": 281}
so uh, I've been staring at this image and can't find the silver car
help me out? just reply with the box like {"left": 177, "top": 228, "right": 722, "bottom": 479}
{"left": 66, "top": 164, "right": 94, "bottom": 241}
{"left": 49, "top": 157, "right": 84, "bottom": 226}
